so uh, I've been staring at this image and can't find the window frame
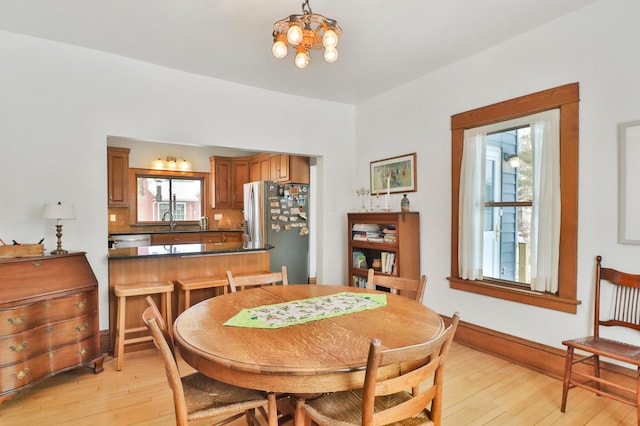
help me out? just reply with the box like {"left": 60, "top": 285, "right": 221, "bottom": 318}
{"left": 129, "top": 168, "right": 209, "bottom": 226}
{"left": 449, "top": 83, "right": 581, "bottom": 313}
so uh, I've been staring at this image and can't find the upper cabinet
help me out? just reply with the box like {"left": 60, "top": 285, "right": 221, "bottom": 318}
{"left": 250, "top": 154, "right": 271, "bottom": 182}
{"left": 270, "top": 153, "right": 289, "bottom": 182}
{"left": 210, "top": 156, "right": 231, "bottom": 208}
{"left": 231, "top": 158, "right": 250, "bottom": 209}
{"left": 210, "top": 156, "right": 251, "bottom": 209}
{"left": 250, "top": 153, "right": 309, "bottom": 184}
{"left": 107, "top": 147, "right": 130, "bottom": 207}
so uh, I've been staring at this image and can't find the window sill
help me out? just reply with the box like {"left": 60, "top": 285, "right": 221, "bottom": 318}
{"left": 448, "top": 277, "right": 581, "bottom": 314}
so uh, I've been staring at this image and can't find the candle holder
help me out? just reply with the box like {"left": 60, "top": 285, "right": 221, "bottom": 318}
{"left": 356, "top": 187, "right": 370, "bottom": 212}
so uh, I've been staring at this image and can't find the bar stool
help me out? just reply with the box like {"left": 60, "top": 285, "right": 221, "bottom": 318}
{"left": 176, "top": 277, "right": 229, "bottom": 313}
{"left": 114, "top": 281, "right": 173, "bottom": 371}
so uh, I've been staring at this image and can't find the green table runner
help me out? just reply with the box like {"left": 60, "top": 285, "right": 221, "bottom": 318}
{"left": 224, "top": 292, "right": 387, "bottom": 329}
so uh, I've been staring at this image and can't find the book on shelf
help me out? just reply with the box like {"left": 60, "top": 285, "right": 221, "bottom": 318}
{"left": 378, "top": 251, "right": 395, "bottom": 274}
{"left": 385, "top": 252, "right": 395, "bottom": 274}
{"left": 352, "top": 251, "right": 367, "bottom": 269}
{"left": 352, "top": 275, "right": 367, "bottom": 288}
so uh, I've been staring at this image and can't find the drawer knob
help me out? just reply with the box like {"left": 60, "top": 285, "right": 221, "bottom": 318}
{"left": 76, "top": 323, "right": 89, "bottom": 332}
{"left": 8, "top": 315, "right": 25, "bottom": 326}
{"left": 77, "top": 347, "right": 88, "bottom": 357}
{"left": 75, "top": 300, "right": 87, "bottom": 309}
{"left": 10, "top": 342, "right": 27, "bottom": 352}
{"left": 31, "top": 261, "right": 42, "bottom": 267}
{"left": 13, "top": 368, "right": 30, "bottom": 380}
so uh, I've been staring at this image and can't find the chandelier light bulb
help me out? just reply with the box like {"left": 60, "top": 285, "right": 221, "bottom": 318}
{"left": 272, "top": 0, "right": 342, "bottom": 69}
{"left": 287, "top": 24, "right": 303, "bottom": 45}
{"left": 295, "top": 51, "right": 311, "bottom": 69}
{"left": 324, "top": 47, "right": 339, "bottom": 63}
{"left": 272, "top": 40, "right": 288, "bottom": 59}
{"left": 322, "top": 29, "right": 338, "bottom": 48}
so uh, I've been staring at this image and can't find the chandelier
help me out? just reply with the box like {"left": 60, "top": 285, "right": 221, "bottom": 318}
{"left": 272, "top": 0, "right": 342, "bottom": 69}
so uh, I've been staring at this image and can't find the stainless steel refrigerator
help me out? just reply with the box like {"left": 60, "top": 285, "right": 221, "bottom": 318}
{"left": 243, "top": 181, "right": 310, "bottom": 284}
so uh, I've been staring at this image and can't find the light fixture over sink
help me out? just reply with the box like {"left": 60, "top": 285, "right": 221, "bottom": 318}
{"left": 151, "top": 156, "right": 191, "bottom": 171}
{"left": 272, "top": 0, "right": 342, "bottom": 69}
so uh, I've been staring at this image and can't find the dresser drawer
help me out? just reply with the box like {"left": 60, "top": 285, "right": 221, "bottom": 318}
{"left": 0, "top": 336, "right": 100, "bottom": 394}
{"left": 0, "top": 291, "right": 97, "bottom": 336}
{"left": 0, "top": 313, "right": 97, "bottom": 365}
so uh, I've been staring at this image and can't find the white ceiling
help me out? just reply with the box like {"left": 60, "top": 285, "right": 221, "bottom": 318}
{"left": 0, "top": 0, "right": 598, "bottom": 104}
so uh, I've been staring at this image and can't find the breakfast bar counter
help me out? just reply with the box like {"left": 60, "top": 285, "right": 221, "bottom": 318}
{"left": 107, "top": 242, "right": 273, "bottom": 354}
{"left": 107, "top": 241, "right": 272, "bottom": 260}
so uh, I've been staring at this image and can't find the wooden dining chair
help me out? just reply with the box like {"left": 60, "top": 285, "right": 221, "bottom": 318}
{"left": 297, "top": 312, "right": 460, "bottom": 426}
{"left": 366, "top": 268, "right": 427, "bottom": 302}
{"left": 226, "top": 266, "right": 288, "bottom": 292}
{"left": 560, "top": 256, "right": 640, "bottom": 424}
{"left": 142, "top": 296, "right": 278, "bottom": 426}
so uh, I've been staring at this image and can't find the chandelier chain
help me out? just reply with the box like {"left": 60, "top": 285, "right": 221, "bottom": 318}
{"left": 302, "top": 0, "right": 312, "bottom": 15}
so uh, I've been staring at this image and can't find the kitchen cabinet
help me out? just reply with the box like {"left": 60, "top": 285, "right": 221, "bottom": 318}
{"left": 270, "top": 153, "right": 290, "bottom": 182}
{"left": 210, "top": 156, "right": 251, "bottom": 209}
{"left": 107, "top": 147, "right": 130, "bottom": 207}
{"left": 0, "top": 253, "right": 103, "bottom": 404}
{"left": 287, "top": 155, "right": 310, "bottom": 183}
{"left": 150, "top": 232, "right": 201, "bottom": 245}
{"left": 347, "top": 212, "right": 420, "bottom": 287}
{"left": 224, "top": 232, "right": 243, "bottom": 242}
{"left": 250, "top": 153, "right": 271, "bottom": 182}
{"left": 231, "top": 158, "right": 250, "bottom": 209}
{"left": 250, "top": 153, "right": 310, "bottom": 184}
{"left": 210, "top": 156, "right": 232, "bottom": 208}
{"left": 201, "top": 231, "right": 242, "bottom": 244}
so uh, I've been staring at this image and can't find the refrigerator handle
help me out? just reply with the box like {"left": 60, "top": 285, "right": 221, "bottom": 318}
{"left": 246, "top": 186, "right": 255, "bottom": 242}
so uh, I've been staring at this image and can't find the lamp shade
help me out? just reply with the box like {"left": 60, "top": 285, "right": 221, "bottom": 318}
{"left": 42, "top": 202, "right": 76, "bottom": 220}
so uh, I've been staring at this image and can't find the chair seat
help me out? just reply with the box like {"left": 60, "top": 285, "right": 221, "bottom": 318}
{"left": 302, "top": 389, "right": 433, "bottom": 426}
{"left": 562, "top": 336, "right": 640, "bottom": 364}
{"left": 177, "top": 277, "right": 229, "bottom": 291}
{"left": 182, "top": 372, "right": 269, "bottom": 420}
{"left": 115, "top": 281, "right": 173, "bottom": 297}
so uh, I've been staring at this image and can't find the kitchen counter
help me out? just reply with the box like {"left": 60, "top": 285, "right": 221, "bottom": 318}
{"left": 108, "top": 242, "right": 271, "bottom": 260}
{"left": 107, "top": 241, "right": 272, "bottom": 354}
{"left": 108, "top": 229, "right": 243, "bottom": 236}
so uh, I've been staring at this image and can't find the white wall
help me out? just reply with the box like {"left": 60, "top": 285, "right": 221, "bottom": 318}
{"left": 0, "top": 31, "right": 355, "bottom": 328}
{"left": 355, "top": 0, "right": 640, "bottom": 348}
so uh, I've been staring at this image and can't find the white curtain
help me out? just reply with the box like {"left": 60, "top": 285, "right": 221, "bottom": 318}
{"left": 530, "top": 109, "right": 561, "bottom": 292}
{"left": 458, "top": 128, "right": 486, "bottom": 280}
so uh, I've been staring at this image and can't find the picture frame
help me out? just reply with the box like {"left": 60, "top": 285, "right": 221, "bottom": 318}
{"left": 618, "top": 120, "right": 640, "bottom": 244}
{"left": 370, "top": 153, "right": 417, "bottom": 194}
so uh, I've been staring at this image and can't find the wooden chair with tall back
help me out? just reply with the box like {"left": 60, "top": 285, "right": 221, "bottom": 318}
{"left": 297, "top": 312, "right": 460, "bottom": 426}
{"left": 142, "top": 296, "right": 278, "bottom": 426}
{"left": 226, "top": 266, "right": 288, "bottom": 293}
{"left": 366, "top": 268, "right": 427, "bottom": 302}
{"left": 560, "top": 256, "right": 640, "bottom": 424}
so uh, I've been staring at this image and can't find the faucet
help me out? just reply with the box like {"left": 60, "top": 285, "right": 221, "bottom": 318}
{"left": 162, "top": 211, "right": 176, "bottom": 231}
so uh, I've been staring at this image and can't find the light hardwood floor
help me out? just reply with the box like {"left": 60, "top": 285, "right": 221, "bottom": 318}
{"left": 0, "top": 342, "right": 635, "bottom": 425}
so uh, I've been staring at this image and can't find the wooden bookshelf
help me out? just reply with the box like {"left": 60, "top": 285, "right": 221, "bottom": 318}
{"left": 347, "top": 212, "right": 420, "bottom": 287}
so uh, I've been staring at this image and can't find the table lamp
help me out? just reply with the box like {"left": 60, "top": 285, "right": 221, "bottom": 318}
{"left": 42, "top": 201, "right": 76, "bottom": 255}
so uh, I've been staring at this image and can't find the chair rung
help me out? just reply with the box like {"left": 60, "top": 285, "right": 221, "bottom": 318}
{"left": 569, "top": 379, "right": 638, "bottom": 407}
{"left": 122, "top": 326, "right": 148, "bottom": 334}
{"left": 123, "top": 335, "right": 154, "bottom": 345}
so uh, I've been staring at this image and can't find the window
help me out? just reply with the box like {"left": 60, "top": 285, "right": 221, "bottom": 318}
{"left": 484, "top": 126, "right": 532, "bottom": 285}
{"left": 132, "top": 169, "right": 207, "bottom": 224}
{"left": 449, "top": 83, "right": 580, "bottom": 313}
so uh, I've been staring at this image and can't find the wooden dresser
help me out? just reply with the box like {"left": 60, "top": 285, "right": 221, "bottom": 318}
{"left": 0, "top": 252, "right": 103, "bottom": 403}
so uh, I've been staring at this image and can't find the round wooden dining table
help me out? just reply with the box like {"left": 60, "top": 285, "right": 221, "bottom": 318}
{"left": 173, "top": 284, "right": 444, "bottom": 396}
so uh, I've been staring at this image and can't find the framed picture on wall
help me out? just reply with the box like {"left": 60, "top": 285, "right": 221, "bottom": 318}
{"left": 619, "top": 120, "right": 640, "bottom": 244}
{"left": 370, "top": 153, "right": 417, "bottom": 194}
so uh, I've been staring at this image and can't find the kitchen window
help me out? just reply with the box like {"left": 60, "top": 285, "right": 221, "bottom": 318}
{"left": 449, "top": 83, "right": 581, "bottom": 313}
{"left": 133, "top": 169, "right": 207, "bottom": 224}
